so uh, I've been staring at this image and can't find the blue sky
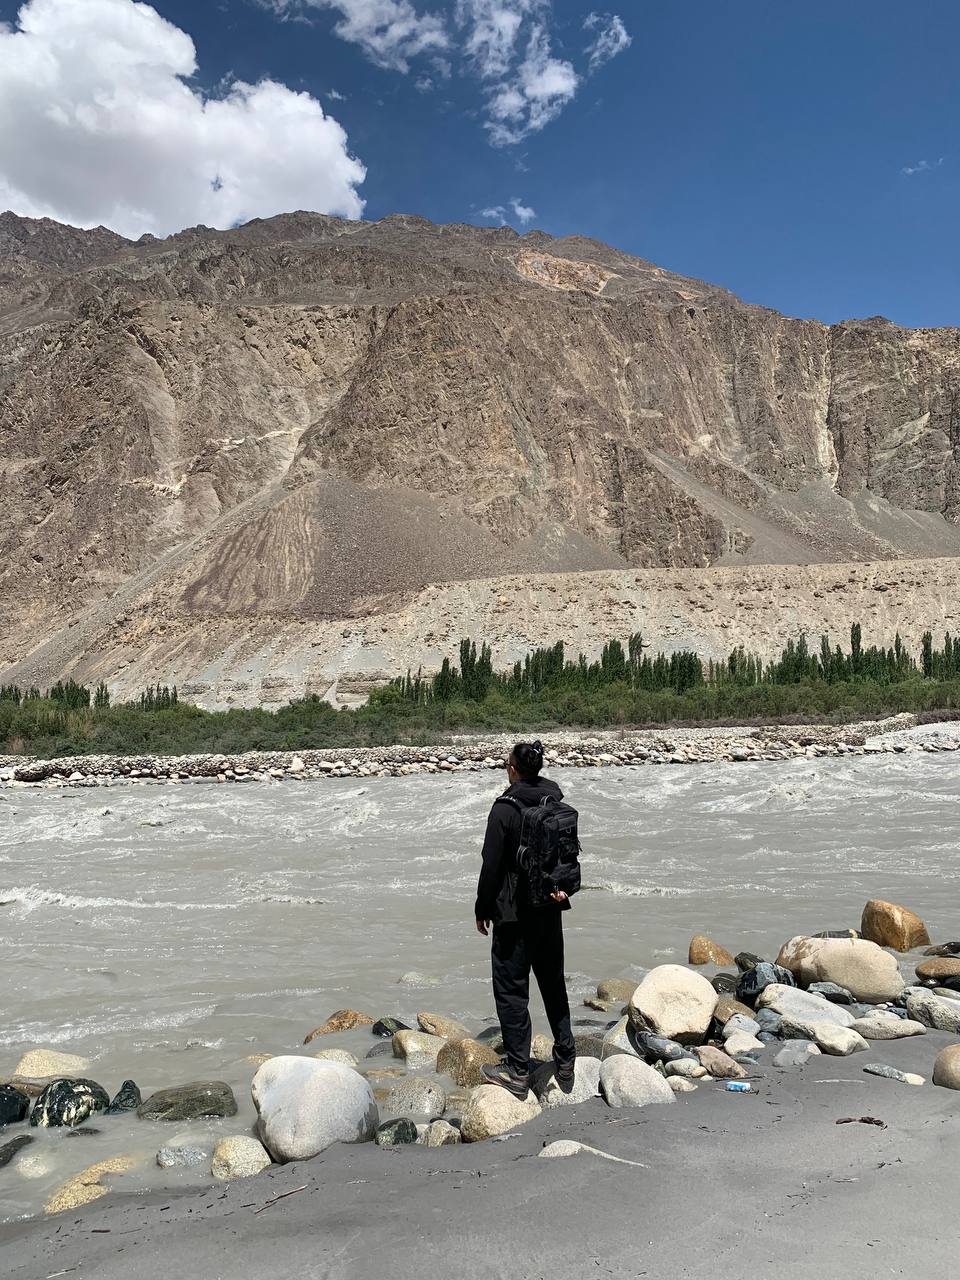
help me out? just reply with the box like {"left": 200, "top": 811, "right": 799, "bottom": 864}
{"left": 0, "top": 0, "right": 958, "bottom": 326}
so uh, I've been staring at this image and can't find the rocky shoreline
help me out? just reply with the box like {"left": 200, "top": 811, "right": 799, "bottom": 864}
{"left": 3, "top": 713, "right": 957, "bottom": 787}
{"left": 3, "top": 899, "right": 960, "bottom": 1223}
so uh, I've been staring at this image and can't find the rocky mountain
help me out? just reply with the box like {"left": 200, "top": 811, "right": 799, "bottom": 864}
{"left": 2, "top": 209, "right": 960, "bottom": 704}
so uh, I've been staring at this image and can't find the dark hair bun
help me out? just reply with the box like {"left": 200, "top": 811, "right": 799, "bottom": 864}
{"left": 512, "top": 740, "right": 544, "bottom": 778}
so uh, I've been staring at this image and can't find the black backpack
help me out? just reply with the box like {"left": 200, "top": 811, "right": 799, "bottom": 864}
{"left": 498, "top": 793, "right": 582, "bottom": 906}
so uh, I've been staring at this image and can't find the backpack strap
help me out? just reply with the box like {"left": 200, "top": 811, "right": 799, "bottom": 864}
{"left": 494, "top": 795, "right": 524, "bottom": 813}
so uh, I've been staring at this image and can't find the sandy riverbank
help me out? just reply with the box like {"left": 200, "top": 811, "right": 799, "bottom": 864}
{"left": 3, "top": 1029, "right": 958, "bottom": 1280}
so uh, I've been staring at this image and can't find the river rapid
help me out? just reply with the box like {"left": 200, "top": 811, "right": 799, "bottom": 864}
{"left": 2, "top": 725, "right": 959, "bottom": 1219}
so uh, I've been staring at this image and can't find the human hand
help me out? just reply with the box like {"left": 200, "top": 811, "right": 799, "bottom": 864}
{"left": 476, "top": 919, "right": 490, "bottom": 936}
{"left": 549, "top": 891, "right": 568, "bottom": 903}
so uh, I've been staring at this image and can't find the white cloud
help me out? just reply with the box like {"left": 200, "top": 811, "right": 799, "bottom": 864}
{"left": 901, "top": 157, "right": 945, "bottom": 176}
{"left": 486, "top": 23, "right": 577, "bottom": 145}
{"left": 478, "top": 196, "right": 535, "bottom": 224}
{"left": 457, "top": 0, "right": 539, "bottom": 79}
{"left": 583, "top": 11, "right": 631, "bottom": 72}
{"left": 327, "top": 87, "right": 346, "bottom": 99}
{"left": 270, "top": 0, "right": 448, "bottom": 72}
{"left": 274, "top": 0, "right": 621, "bottom": 145}
{"left": 509, "top": 197, "right": 535, "bottom": 223}
{"left": 0, "top": 0, "right": 366, "bottom": 238}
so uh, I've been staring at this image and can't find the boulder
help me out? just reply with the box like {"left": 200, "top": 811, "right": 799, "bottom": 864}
{"left": 15, "top": 1049, "right": 89, "bottom": 1079}
{"left": 722, "top": 1014, "right": 761, "bottom": 1039}
{"left": 365, "top": 1044, "right": 393, "bottom": 1060}
{"left": 932, "top": 1044, "right": 960, "bottom": 1090}
{"left": 45, "top": 1155, "right": 136, "bottom": 1215}
{"left": 425, "top": 1119, "right": 462, "bottom": 1146}
{"left": 157, "top": 1145, "right": 206, "bottom": 1169}
{"left": 776, "top": 936, "right": 905, "bottom": 1003}
{"left": 863, "top": 1064, "right": 924, "bottom": 1086}
{"left": 778, "top": 1017, "right": 869, "bottom": 1056}
{"left": 303, "top": 1009, "right": 374, "bottom": 1042}
{"left": 0, "top": 1134, "right": 33, "bottom": 1168}
{"left": 713, "top": 997, "right": 755, "bottom": 1025}
{"left": 371, "top": 1017, "right": 411, "bottom": 1038}
{"left": 312, "top": 1049, "right": 359, "bottom": 1068}
{"left": 252, "top": 1056, "right": 378, "bottom": 1162}
{"left": 860, "top": 900, "right": 930, "bottom": 952}
{"left": 211, "top": 1135, "right": 272, "bottom": 1180}
{"left": 923, "top": 942, "right": 960, "bottom": 957}
{"left": 602, "top": 1016, "right": 641, "bottom": 1058}
{"left": 711, "top": 973, "right": 739, "bottom": 994}
{"left": 461, "top": 1085, "right": 541, "bottom": 1140}
{"left": 664, "top": 1058, "right": 707, "bottom": 1079}
{"left": 627, "top": 965, "right": 717, "bottom": 1044}
{"left": 600, "top": 1056, "right": 675, "bottom": 1108}
{"left": 0, "top": 1084, "right": 30, "bottom": 1126}
{"left": 850, "top": 1015, "right": 926, "bottom": 1040}
{"left": 531, "top": 1034, "right": 554, "bottom": 1061}
{"left": 808, "top": 982, "right": 856, "bottom": 1005}
{"left": 735, "top": 962, "right": 796, "bottom": 1005}
{"left": 756, "top": 984, "right": 857, "bottom": 1027}
{"left": 0, "top": 1076, "right": 46, "bottom": 1099}
{"left": 138, "top": 1081, "right": 238, "bottom": 1122}
{"left": 31, "top": 1079, "right": 110, "bottom": 1128}
{"left": 532, "top": 1057, "right": 601, "bottom": 1107}
{"left": 906, "top": 990, "right": 960, "bottom": 1033}
{"left": 584, "top": 997, "right": 615, "bottom": 1013}
{"left": 735, "top": 952, "right": 766, "bottom": 972}
{"left": 668, "top": 1077, "right": 697, "bottom": 1094}
{"left": 436, "top": 1039, "right": 500, "bottom": 1087}
{"left": 633, "top": 1032, "right": 692, "bottom": 1065}
{"left": 106, "top": 1080, "right": 141, "bottom": 1114}
{"left": 688, "top": 935, "right": 735, "bottom": 966}
{"left": 724, "top": 1031, "right": 764, "bottom": 1056}
{"left": 416, "top": 1012, "right": 470, "bottom": 1040}
{"left": 596, "top": 978, "right": 641, "bottom": 1003}
{"left": 376, "top": 1118, "right": 419, "bottom": 1147}
{"left": 392, "top": 1030, "right": 446, "bottom": 1070}
{"left": 384, "top": 1077, "right": 446, "bottom": 1119}
{"left": 916, "top": 957, "right": 960, "bottom": 981}
{"left": 694, "top": 1046, "right": 748, "bottom": 1079}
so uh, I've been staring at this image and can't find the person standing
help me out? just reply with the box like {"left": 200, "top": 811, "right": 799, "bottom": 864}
{"left": 475, "top": 740, "right": 578, "bottom": 1096}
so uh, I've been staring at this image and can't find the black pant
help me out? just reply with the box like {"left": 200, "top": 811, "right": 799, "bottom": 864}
{"left": 491, "top": 909, "right": 575, "bottom": 1075}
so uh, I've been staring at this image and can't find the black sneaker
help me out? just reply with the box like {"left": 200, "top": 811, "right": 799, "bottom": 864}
{"left": 481, "top": 1061, "right": 531, "bottom": 1098}
{"left": 554, "top": 1059, "right": 576, "bottom": 1090}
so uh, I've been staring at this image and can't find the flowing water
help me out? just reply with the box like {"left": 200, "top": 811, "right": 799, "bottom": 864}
{"left": 2, "top": 726, "right": 959, "bottom": 1219}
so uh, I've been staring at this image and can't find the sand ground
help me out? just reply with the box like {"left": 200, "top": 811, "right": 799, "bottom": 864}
{"left": 3, "top": 1032, "right": 956, "bottom": 1280}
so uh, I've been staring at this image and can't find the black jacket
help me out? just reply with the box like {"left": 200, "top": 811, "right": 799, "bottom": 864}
{"left": 474, "top": 776, "right": 568, "bottom": 924}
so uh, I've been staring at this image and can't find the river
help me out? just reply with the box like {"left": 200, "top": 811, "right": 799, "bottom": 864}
{"left": 2, "top": 724, "right": 958, "bottom": 1219}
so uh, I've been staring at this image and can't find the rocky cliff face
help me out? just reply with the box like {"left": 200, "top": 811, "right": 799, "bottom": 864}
{"left": 2, "top": 210, "right": 960, "bottom": 698}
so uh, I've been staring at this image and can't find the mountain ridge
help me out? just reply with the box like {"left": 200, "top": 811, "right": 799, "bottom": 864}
{"left": 2, "top": 209, "right": 960, "bottom": 703}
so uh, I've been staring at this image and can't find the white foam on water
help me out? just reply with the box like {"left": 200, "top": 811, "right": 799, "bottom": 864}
{"left": 580, "top": 880, "right": 696, "bottom": 898}
{"left": 248, "top": 893, "right": 328, "bottom": 905}
{"left": 0, "top": 885, "right": 233, "bottom": 913}
{"left": 0, "top": 1003, "right": 218, "bottom": 1047}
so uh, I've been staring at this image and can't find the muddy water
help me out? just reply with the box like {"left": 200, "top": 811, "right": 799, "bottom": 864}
{"left": 2, "top": 730, "right": 959, "bottom": 1218}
